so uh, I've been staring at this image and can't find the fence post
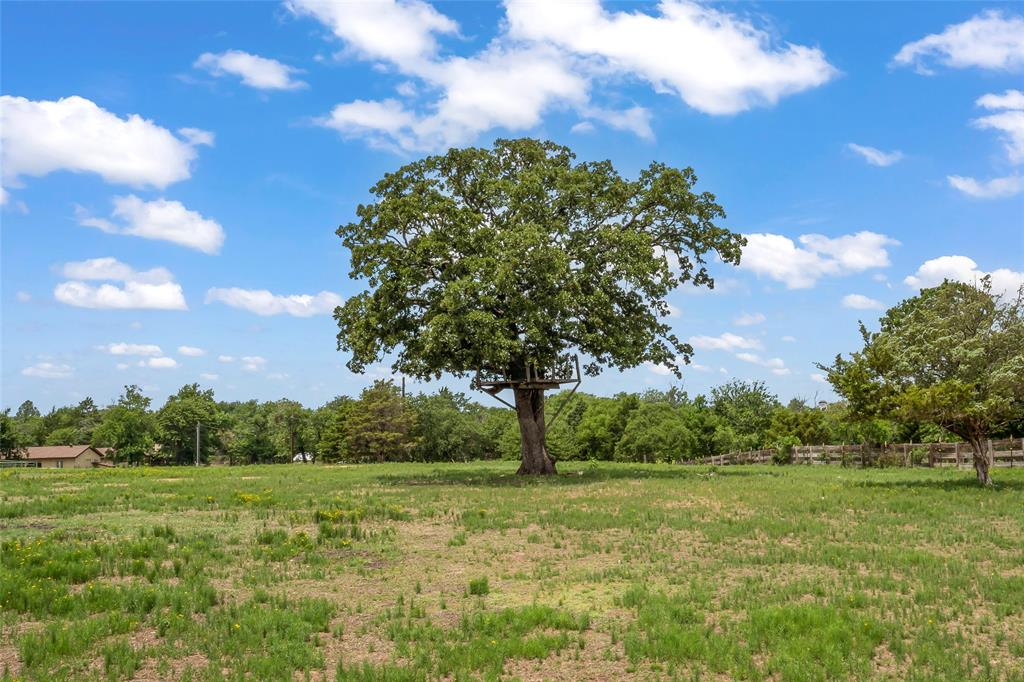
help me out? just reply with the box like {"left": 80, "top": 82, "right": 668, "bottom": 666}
{"left": 955, "top": 442, "right": 961, "bottom": 468}
{"left": 987, "top": 439, "right": 994, "bottom": 470}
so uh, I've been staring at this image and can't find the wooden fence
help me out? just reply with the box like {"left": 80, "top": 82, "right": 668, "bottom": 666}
{"left": 691, "top": 438, "right": 1024, "bottom": 468}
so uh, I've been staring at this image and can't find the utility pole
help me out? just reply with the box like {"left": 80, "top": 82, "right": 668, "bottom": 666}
{"left": 195, "top": 421, "right": 200, "bottom": 467}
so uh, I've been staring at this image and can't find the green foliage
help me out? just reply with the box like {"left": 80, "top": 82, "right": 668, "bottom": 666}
{"left": 92, "top": 385, "right": 155, "bottom": 465}
{"left": 821, "top": 280, "right": 1024, "bottom": 482}
{"left": 343, "top": 381, "right": 418, "bottom": 462}
{"left": 615, "top": 402, "right": 695, "bottom": 463}
{"left": 335, "top": 138, "right": 743, "bottom": 383}
{"left": 156, "top": 384, "right": 226, "bottom": 465}
{"left": 710, "top": 380, "right": 781, "bottom": 450}
{"left": 0, "top": 409, "right": 26, "bottom": 459}
{"left": 467, "top": 576, "right": 489, "bottom": 596}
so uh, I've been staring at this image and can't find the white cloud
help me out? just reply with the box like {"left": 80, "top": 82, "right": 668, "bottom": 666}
{"left": 177, "top": 128, "right": 215, "bottom": 147}
{"left": 54, "top": 257, "right": 187, "bottom": 311}
{"left": 841, "top": 293, "right": 884, "bottom": 310}
{"left": 218, "top": 355, "right": 235, "bottom": 363}
{"left": 195, "top": 50, "right": 307, "bottom": 90}
{"left": 267, "top": 372, "right": 290, "bottom": 381}
{"left": 16, "top": 291, "right": 31, "bottom": 303}
{"left": 947, "top": 89, "right": 1024, "bottom": 199}
{"left": 570, "top": 121, "right": 596, "bottom": 134}
{"left": 977, "top": 89, "right": 1024, "bottom": 111}
{"left": 905, "top": 255, "right": 1024, "bottom": 298}
{"left": 286, "top": 0, "right": 458, "bottom": 68}
{"left": 689, "top": 332, "right": 762, "bottom": 351}
{"left": 299, "top": 0, "right": 834, "bottom": 151}
{"left": 810, "top": 372, "right": 827, "bottom": 384}
{"left": 178, "top": 345, "right": 206, "bottom": 357}
{"left": 240, "top": 356, "right": 267, "bottom": 372}
{"left": 781, "top": 335, "right": 796, "bottom": 342}
{"left": 0, "top": 95, "right": 207, "bottom": 197}
{"left": 665, "top": 302, "right": 681, "bottom": 318}
{"left": 199, "top": 372, "right": 220, "bottom": 381}
{"left": 645, "top": 361, "right": 674, "bottom": 376}
{"left": 892, "top": 10, "right": 1024, "bottom": 74}
{"left": 972, "top": 109, "right": 1024, "bottom": 164}
{"left": 505, "top": 0, "right": 836, "bottom": 115}
{"left": 138, "top": 357, "right": 178, "bottom": 369}
{"left": 98, "top": 342, "right": 163, "bottom": 356}
{"left": 735, "top": 351, "right": 788, "bottom": 375}
{"left": 733, "top": 312, "right": 765, "bottom": 326}
{"left": 740, "top": 231, "right": 899, "bottom": 289}
{"left": 77, "top": 195, "right": 225, "bottom": 254}
{"left": 947, "top": 174, "right": 1023, "bottom": 199}
{"left": 21, "top": 362, "right": 73, "bottom": 379}
{"left": 581, "top": 106, "right": 654, "bottom": 140}
{"left": 205, "top": 287, "right": 342, "bottom": 317}
{"left": 847, "top": 143, "right": 903, "bottom": 167}
{"left": 116, "top": 363, "right": 130, "bottom": 371}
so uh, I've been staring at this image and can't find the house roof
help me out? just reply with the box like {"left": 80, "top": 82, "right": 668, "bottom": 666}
{"left": 26, "top": 445, "right": 100, "bottom": 460}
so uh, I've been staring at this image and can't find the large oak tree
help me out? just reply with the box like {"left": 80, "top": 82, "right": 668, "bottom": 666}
{"left": 335, "top": 138, "right": 744, "bottom": 474}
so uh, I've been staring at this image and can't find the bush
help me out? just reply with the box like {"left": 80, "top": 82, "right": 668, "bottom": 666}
{"left": 468, "top": 577, "right": 489, "bottom": 596}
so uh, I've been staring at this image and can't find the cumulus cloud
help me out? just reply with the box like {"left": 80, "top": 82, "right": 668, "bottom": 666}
{"left": 218, "top": 355, "right": 235, "bottom": 363}
{"left": 54, "top": 257, "right": 187, "bottom": 311}
{"left": 21, "top": 362, "right": 73, "bottom": 379}
{"left": 892, "top": 10, "right": 1024, "bottom": 74}
{"left": 16, "top": 291, "right": 31, "bottom": 303}
{"left": 505, "top": 0, "right": 836, "bottom": 115}
{"left": 733, "top": 312, "right": 765, "bottom": 326}
{"left": 295, "top": 0, "right": 835, "bottom": 151}
{"left": 77, "top": 195, "right": 225, "bottom": 254}
{"left": 735, "top": 351, "right": 789, "bottom": 375}
{"left": 205, "top": 287, "right": 342, "bottom": 316}
{"left": 286, "top": 0, "right": 457, "bottom": 67}
{"left": 689, "top": 333, "right": 762, "bottom": 351}
{"left": 847, "top": 143, "right": 903, "bottom": 167}
{"left": 98, "top": 342, "right": 163, "bottom": 356}
{"left": 948, "top": 89, "right": 1024, "bottom": 199}
{"left": 195, "top": 50, "right": 307, "bottom": 90}
{"left": 178, "top": 345, "right": 206, "bottom": 357}
{"left": 240, "top": 356, "right": 267, "bottom": 372}
{"left": 138, "top": 357, "right": 178, "bottom": 369}
{"left": 199, "top": 372, "right": 220, "bottom": 381}
{"left": 947, "top": 174, "right": 1023, "bottom": 199}
{"left": 0, "top": 96, "right": 209, "bottom": 198}
{"left": 841, "top": 293, "right": 884, "bottom": 310}
{"left": 904, "top": 255, "right": 1024, "bottom": 298}
{"left": 740, "top": 231, "right": 899, "bottom": 289}
{"left": 810, "top": 372, "right": 827, "bottom": 384}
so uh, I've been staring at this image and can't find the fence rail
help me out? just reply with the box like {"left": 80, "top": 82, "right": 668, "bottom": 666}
{"left": 691, "top": 438, "right": 1024, "bottom": 468}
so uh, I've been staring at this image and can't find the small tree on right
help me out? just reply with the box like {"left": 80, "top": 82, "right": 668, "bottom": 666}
{"left": 819, "top": 279, "right": 1024, "bottom": 485}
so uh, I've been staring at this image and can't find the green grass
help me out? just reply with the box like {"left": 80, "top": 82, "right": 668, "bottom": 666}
{"left": 1, "top": 462, "right": 1022, "bottom": 680}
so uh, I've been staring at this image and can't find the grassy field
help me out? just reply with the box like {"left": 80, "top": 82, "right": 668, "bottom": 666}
{"left": 1, "top": 462, "right": 1022, "bottom": 681}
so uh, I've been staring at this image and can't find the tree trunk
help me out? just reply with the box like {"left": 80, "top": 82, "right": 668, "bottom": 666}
{"left": 514, "top": 387, "right": 556, "bottom": 475}
{"left": 969, "top": 437, "right": 993, "bottom": 486}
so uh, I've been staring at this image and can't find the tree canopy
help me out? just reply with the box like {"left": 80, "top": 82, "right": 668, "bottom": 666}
{"left": 335, "top": 138, "right": 744, "bottom": 473}
{"left": 820, "top": 279, "right": 1024, "bottom": 484}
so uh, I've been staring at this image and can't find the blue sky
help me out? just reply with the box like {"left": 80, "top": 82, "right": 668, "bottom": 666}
{"left": 2, "top": 1, "right": 1023, "bottom": 411}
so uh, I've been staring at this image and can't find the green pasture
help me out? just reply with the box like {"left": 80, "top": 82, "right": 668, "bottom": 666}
{"left": 1, "top": 462, "right": 1022, "bottom": 681}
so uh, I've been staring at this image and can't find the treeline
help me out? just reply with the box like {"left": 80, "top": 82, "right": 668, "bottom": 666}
{"left": 6, "top": 378, "right": 1015, "bottom": 466}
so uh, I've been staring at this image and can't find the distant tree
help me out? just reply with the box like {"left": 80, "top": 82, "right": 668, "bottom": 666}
{"left": 316, "top": 397, "right": 355, "bottom": 463}
{"left": 16, "top": 400, "right": 40, "bottom": 420}
{"left": 232, "top": 403, "right": 277, "bottom": 464}
{"left": 1, "top": 409, "right": 27, "bottom": 459}
{"left": 334, "top": 138, "right": 743, "bottom": 474}
{"left": 615, "top": 402, "right": 695, "bottom": 463}
{"left": 343, "top": 381, "right": 417, "bottom": 462}
{"left": 710, "top": 380, "right": 781, "bottom": 449}
{"left": 820, "top": 280, "right": 1024, "bottom": 485}
{"left": 272, "top": 399, "right": 309, "bottom": 461}
{"left": 157, "top": 384, "right": 225, "bottom": 465}
{"left": 576, "top": 394, "right": 638, "bottom": 460}
{"left": 93, "top": 385, "right": 155, "bottom": 465}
